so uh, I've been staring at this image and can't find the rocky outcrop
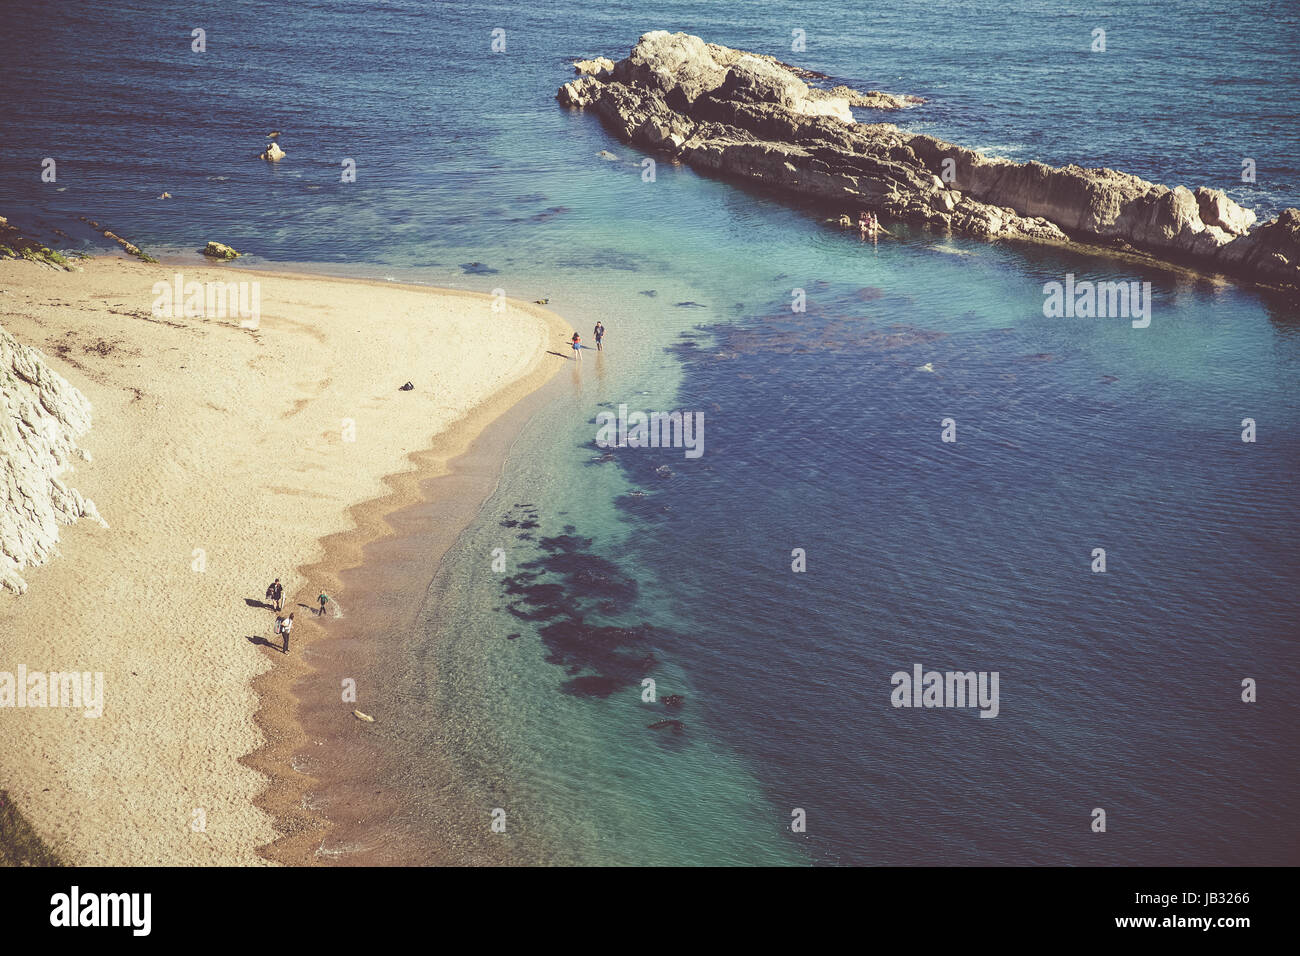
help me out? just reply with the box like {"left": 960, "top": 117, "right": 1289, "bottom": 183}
{"left": 558, "top": 31, "right": 1298, "bottom": 288}
{"left": 0, "top": 217, "right": 73, "bottom": 270}
{"left": 203, "top": 241, "right": 240, "bottom": 260}
{"left": 77, "top": 216, "right": 159, "bottom": 263}
{"left": 573, "top": 57, "right": 615, "bottom": 79}
{"left": 1, "top": 323, "right": 105, "bottom": 595}
{"left": 828, "top": 85, "right": 924, "bottom": 110}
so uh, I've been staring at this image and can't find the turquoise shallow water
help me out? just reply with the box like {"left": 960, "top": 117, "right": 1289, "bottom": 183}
{"left": 2, "top": 0, "right": 1298, "bottom": 865}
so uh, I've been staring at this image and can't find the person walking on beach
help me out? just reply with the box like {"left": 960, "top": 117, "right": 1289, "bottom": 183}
{"left": 317, "top": 591, "right": 330, "bottom": 617}
{"left": 593, "top": 321, "right": 605, "bottom": 352}
{"left": 571, "top": 331, "right": 583, "bottom": 361}
{"left": 266, "top": 578, "right": 284, "bottom": 612}
{"left": 281, "top": 612, "right": 294, "bottom": 653}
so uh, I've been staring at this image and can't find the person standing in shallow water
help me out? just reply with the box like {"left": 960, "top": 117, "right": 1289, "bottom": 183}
{"left": 281, "top": 612, "right": 294, "bottom": 653}
{"left": 593, "top": 321, "right": 605, "bottom": 351}
{"left": 571, "top": 331, "right": 582, "bottom": 361}
{"left": 317, "top": 592, "right": 330, "bottom": 617}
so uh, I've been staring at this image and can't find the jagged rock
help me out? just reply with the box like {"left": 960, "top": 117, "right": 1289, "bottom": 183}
{"left": 1, "top": 323, "right": 106, "bottom": 595}
{"left": 573, "top": 56, "right": 614, "bottom": 78}
{"left": 203, "top": 241, "right": 240, "bottom": 260}
{"left": 557, "top": 31, "right": 1300, "bottom": 288}
{"left": 0, "top": 217, "right": 72, "bottom": 270}
{"left": 828, "top": 85, "right": 924, "bottom": 110}
{"left": 74, "top": 216, "right": 158, "bottom": 263}
{"left": 1195, "top": 186, "right": 1256, "bottom": 236}
{"left": 259, "top": 141, "right": 286, "bottom": 161}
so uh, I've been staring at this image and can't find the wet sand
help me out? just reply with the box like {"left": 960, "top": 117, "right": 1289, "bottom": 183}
{"left": 0, "top": 256, "right": 570, "bottom": 864}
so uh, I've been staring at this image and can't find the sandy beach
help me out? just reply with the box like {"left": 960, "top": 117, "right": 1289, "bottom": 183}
{"left": 0, "top": 255, "right": 568, "bottom": 865}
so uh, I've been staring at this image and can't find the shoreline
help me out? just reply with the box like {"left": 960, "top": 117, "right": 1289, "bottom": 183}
{"left": 0, "top": 256, "right": 571, "bottom": 865}
{"left": 248, "top": 340, "right": 567, "bottom": 866}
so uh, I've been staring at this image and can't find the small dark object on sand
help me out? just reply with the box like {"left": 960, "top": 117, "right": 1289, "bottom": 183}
{"left": 399, "top": 381, "right": 414, "bottom": 391}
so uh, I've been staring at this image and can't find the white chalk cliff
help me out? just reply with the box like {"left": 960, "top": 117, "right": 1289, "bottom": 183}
{"left": 1, "top": 322, "right": 105, "bottom": 595}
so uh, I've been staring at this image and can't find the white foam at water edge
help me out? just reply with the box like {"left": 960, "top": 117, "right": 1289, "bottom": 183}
{"left": 315, "top": 840, "right": 372, "bottom": 858}
{"left": 972, "top": 144, "right": 1032, "bottom": 160}
{"left": 290, "top": 754, "right": 316, "bottom": 775}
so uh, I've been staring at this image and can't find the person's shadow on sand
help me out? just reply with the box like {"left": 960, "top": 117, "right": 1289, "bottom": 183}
{"left": 245, "top": 635, "right": 285, "bottom": 654}
{"left": 245, "top": 598, "right": 275, "bottom": 610}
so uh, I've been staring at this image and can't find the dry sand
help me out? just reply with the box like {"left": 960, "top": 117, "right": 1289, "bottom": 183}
{"left": 0, "top": 256, "right": 569, "bottom": 864}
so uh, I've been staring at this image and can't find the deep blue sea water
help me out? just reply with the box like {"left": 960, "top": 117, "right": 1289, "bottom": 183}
{"left": 2, "top": 0, "right": 1297, "bottom": 865}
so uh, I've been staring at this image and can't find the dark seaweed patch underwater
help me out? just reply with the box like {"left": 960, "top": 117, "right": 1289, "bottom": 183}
{"left": 499, "top": 508, "right": 668, "bottom": 700}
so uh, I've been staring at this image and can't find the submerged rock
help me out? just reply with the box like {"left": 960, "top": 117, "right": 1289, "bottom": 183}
{"left": 557, "top": 31, "right": 1299, "bottom": 288}
{"left": 75, "top": 216, "right": 158, "bottom": 263}
{"left": 0, "top": 217, "right": 73, "bottom": 270}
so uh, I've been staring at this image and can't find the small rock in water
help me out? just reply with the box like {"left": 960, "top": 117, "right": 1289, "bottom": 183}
{"left": 596, "top": 150, "right": 618, "bottom": 161}
{"left": 460, "top": 261, "right": 498, "bottom": 275}
{"left": 259, "top": 141, "right": 286, "bottom": 161}
{"left": 203, "top": 241, "right": 240, "bottom": 260}
{"left": 158, "top": 192, "right": 172, "bottom": 200}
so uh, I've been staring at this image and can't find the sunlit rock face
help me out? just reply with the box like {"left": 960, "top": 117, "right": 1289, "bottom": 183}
{"left": 559, "top": 31, "right": 1298, "bottom": 288}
